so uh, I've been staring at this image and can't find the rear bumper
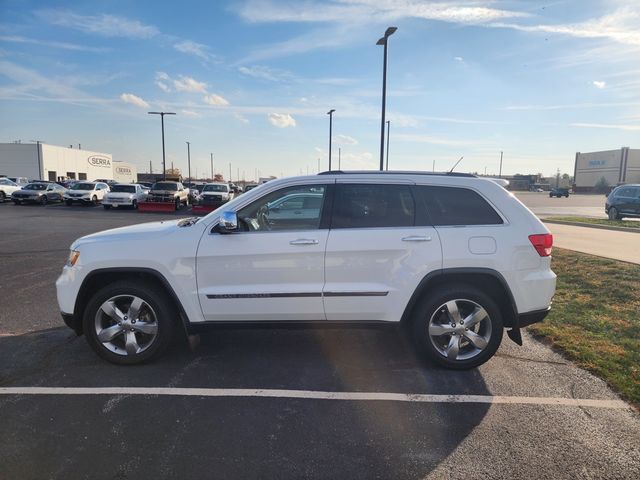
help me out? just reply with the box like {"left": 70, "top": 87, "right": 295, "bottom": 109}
{"left": 518, "top": 307, "right": 550, "bottom": 328}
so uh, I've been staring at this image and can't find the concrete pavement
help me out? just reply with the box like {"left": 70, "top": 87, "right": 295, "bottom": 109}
{"left": 546, "top": 222, "right": 640, "bottom": 264}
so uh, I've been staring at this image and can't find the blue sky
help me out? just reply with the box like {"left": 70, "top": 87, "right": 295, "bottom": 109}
{"left": 1, "top": 0, "right": 639, "bottom": 180}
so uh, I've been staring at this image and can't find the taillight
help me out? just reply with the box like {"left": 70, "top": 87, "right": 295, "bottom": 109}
{"left": 528, "top": 234, "right": 553, "bottom": 257}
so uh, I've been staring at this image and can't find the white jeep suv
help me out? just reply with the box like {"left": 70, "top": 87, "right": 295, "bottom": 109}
{"left": 56, "top": 172, "right": 556, "bottom": 368}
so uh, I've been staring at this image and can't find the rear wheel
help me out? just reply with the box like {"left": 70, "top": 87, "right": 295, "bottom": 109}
{"left": 66, "top": 200, "right": 73, "bottom": 206}
{"left": 132, "top": 200, "right": 138, "bottom": 209}
{"left": 0, "top": 191, "right": 5, "bottom": 203}
{"left": 608, "top": 207, "right": 621, "bottom": 220}
{"left": 82, "top": 281, "right": 176, "bottom": 365}
{"left": 40, "top": 195, "right": 47, "bottom": 205}
{"left": 411, "top": 285, "right": 503, "bottom": 369}
{"left": 103, "top": 204, "right": 111, "bottom": 210}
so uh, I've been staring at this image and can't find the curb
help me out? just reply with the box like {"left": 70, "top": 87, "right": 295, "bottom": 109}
{"left": 543, "top": 219, "right": 640, "bottom": 234}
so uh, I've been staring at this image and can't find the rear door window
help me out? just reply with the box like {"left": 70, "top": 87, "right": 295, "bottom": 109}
{"left": 414, "top": 185, "right": 503, "bottom": 226}
{"left": 331, "top": 184, "right": 415, "bottom": 228}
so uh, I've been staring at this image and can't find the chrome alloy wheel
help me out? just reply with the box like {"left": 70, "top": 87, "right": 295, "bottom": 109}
{"left": 94, "top": 295, "right": 159, "bottom": 356}
{"left": 428, "top": 299, "right": 492, "bottom": 362}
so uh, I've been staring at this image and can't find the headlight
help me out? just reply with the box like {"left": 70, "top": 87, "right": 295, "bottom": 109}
{"left": 67, "top": 250, "right": 80, "bottom": 267}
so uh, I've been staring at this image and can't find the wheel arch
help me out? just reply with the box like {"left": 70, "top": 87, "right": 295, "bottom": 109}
{"left": 71, "top": 268, "right": 190, "bottom": 336}
{"left": 400, "top": 268, "right": 521, "bottom": 343}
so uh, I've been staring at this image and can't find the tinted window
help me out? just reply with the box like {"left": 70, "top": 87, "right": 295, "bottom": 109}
{"left": 72, "top": 183, "right": 96, "bottom": 190}
{"left": 332, "top": 184, "right": 414, "bottom": 229}
{"left": 415, "top": 186, "right": 503, "bottom": 226}
{"left": 152, "top": 182, "right": 178, "bottom": 191}
{"left": 238, "top": 185, "right": 327, "bottom": 232}
{"left": 111, "top": 185, "right": 136, "bottom": 193}
{"left": 616, "top": 187, "right": 634, "bottom": 197}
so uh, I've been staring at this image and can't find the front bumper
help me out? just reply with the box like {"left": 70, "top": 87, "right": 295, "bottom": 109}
{"left": 518, "top": 307, "right": 550, "bottom": 327}
{"left": 64, "top": 196, "right": 92, "bottom": 203}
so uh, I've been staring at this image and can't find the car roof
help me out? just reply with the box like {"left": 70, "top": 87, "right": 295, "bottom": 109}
{"left": 318, "top": 170, "right": 476, "bottom": 178}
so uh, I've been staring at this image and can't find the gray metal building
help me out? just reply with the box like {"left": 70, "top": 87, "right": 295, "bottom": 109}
{"left": 573, "top": 147, "right": 640, "bottom": 191}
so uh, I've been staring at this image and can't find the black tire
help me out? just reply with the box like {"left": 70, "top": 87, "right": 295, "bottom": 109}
{"left": 0, "top": 191, "right": 5, "bottom": 203}
{"left": 66, "top": 200, "right": 73, "bottom": 206}
{"left": 13, "top": 199, "right": 21, "bottom": 205}
{"left": 410, "top": 285, "right": 503, "bottom": 369}
{"left": 175, "top": 198, "right": 180, "bottom": 210}
{"left": 103, "top": 204, "right": 111, "bottom": 210}
{"left": 608, "top": 207, "right": 621, "bottom": 220}
{"left": 82, "top": 280, "right": 176, "bottom": 365}
{"left": 132, "top": 200, "right": 138, "bottom": 209}
{"left": 92, "top": 195, "right": 98, "bottom": 206}
{"left": 40, "top": 195, "right": 48, "bottom": 205}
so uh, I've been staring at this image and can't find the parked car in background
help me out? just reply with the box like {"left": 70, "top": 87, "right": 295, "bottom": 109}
{"left": 549, "top": 188, "right": 569, "bottom": 198}
{"left": 243, "top": 184, "right": 258, "bottom": 193}
{"left": 103, "top": 184, "right": 148, "bottom": 210}
{"left": 12, "top": 182, "right": 66, "bottom": 205}
{"left": 605, "top": 184, "right": 640, "bottom": 220}
{"left": 7, "top": 176, "right": 30, "bottom": 186}
{"left": 57, "top": 171, "right": 556, "bottom": 367}
{"left": 64, "top": 182, "right": 110, "bottom": 206}
{"left": 58, "top": 180, "right": 79, "bottom": 189}
{"left": 145, "top": 181, "right": 189, "bottom": 209}
{"left": 138, "top": 182, "right": 154, "bottom": 189}
{"left": 0, "top": 177, "right": 21, "bottom": 202}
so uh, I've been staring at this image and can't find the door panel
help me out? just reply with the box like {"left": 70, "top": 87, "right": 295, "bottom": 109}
{"left": 323, "top": 227, "right": 441, "bottom": 321}
{"left": 197, "top": 230, "right": 329, "bottom": 321}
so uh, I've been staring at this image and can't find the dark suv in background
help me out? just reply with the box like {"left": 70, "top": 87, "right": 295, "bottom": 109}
{"left": 606, "top": 184, "right": 640, "bottom": 220}
{"left": 549, "top": 188, "right": 570, "bottom": 198}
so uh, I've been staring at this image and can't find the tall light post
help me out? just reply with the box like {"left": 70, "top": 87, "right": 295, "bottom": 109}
{"left": 186, "top": 142, "right": 191, "bottom": 185}
{"left": 148, "top": 111, "right": 176, "bottom": 180}
{"left": 338, "top": 147, "right": 341, "bottom": 170}
{"left": 385, "top": 120, "right": 391, "bottom": 170}
{"left": 327, "top": 109, "right": 335, "bottom": 171}
{"left": 30, "top": 140, "right": 44, "bottom": 180}
{"left": 210, "top": 153, "right": 214, "bottom": 181}
{"left": 376, "top": 26, "right": 397, "bottom": 171}
{"left": 499, "top": 151, "right": 503, "bottom": 178}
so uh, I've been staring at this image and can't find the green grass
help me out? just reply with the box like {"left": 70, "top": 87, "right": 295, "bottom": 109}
{"left": 545, "top": 216, "right": 640, "bottom": 229}
{"left": 528, "top": 248, "right": 640, "bottom": 407}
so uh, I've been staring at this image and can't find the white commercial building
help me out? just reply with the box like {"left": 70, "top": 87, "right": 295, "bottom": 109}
{"left": 0, "top": 143, "right": 137, "bottom": 183}
{"left": 574, "top": 147, "right": 640, "bottom": 191}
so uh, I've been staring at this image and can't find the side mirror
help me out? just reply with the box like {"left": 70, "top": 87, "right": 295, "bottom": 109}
{"left": 218, "top": 211, "right": 238, "bottom": 233}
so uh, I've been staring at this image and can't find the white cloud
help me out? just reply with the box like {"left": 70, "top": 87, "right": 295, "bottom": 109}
{"left": 173, "top": 40, "right": 216, "bottom": 61}
{"left": 119, "top": 93, "right": 149, "bottom": 108}
{"left": 570, "top": 122, "right": 640, "bottom": 131}
{"left": 268, "top": 113, "right": 296, "bottom": 128}
{"left": 592, "top": 80, "right": 606, "bottom": 89}
{"left": 181, "top": 109, "right": 201, "bottom": 117}
{"left": 0, "top": 35, "right": 110, "bottom": 52}
{"left": 234, "top": 112, "right": 250, "bottom": 123}
{"left": 203, "top": 93, "right": 229, "bottom": 106}
{"left": 238, "top": 65, "right": 291, "bottom": 82}
{"left": 174, "top": 75, "right": 207, "bottom": 93}
{"left": 334, "top": 134, "right": 358, "bottom": 145}
{"left": 155, "top": 72, "right": 171, "bottom": 92}
{"left": 237, "top": 0, "right": 527, "bottom": 24}
{"left": 38, "top": 10, "right": 158, "bottom": 38}
{"left": 454, "top": 56, "right": 464, "bottom": 62}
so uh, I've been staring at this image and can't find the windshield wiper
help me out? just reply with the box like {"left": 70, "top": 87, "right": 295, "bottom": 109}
{"left": 178, "top": 217, "right": 200, "bottom": 227}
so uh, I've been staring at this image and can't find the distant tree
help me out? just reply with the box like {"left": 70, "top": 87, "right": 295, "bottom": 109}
{"left": 594, "top": 176, "right": 609, "bottom": 193}
{"left": 214, "top": 173, "right": 224, "bottom": 182}
{"left": 165, "top": 168, "right": 181, "bottom": 176}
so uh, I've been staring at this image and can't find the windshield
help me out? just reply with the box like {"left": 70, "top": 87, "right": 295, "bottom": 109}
{"left": 152, "top": 183, "right": 177, "bottom": 191}
{"left": 23, "top": 183, "right": 47, "bottom": 190}
{"left": 71, "top": 183, "right": 96, "bottom": 190}
{"left": 203, "top": 184, "right": 228, "bottom": 192}
{"left": 110, "top": 185, "right": 136, "bottom": 193}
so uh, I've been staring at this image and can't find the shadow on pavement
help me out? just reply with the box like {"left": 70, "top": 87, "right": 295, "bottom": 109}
{"left": 0, "top": 327, "right": 492, "bottom": 479}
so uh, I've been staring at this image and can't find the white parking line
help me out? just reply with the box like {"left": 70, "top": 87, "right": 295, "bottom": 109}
{"left": 0, "top": 387, "right": 630, "bottom": 410}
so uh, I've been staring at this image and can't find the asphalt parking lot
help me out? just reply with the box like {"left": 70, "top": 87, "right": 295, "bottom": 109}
{"left": 514, "top": 191, "right": 606, "bottom": 218}
{"left": 1, "top": 201, "right": 640, "bottom": 479}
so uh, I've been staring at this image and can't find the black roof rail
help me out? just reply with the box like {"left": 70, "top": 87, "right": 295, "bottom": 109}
{"left": 317, "top": 170, "right": 477, "bottom": 178}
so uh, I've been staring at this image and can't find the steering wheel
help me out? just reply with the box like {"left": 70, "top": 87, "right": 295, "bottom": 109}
{"left": 257, "top": 205, "right": 271, "bottom": 231}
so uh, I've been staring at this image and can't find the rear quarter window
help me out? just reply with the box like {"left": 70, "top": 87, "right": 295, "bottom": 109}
{"left": 415, "top": 185, "right": 503, "bottom": 226}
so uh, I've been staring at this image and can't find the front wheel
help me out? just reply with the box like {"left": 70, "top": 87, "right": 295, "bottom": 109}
{"left": 175, "top": 198, "right": 180, "bottom": 210}
{"left": 411, "top": 285, "right": 503, "bottom": 369}
{"left": 13, "top": 200, "right": 21, "bottom": 205}
{"left": 103, "top": 204, "right": 111, "bottom": 210}
{"left": 0, "top": 192, "right": 5, "bottom": 203}
{"left": 608, "top": 207, "right": 621, "bottom": 220}
{"left": 132, "top": 200, "right": 138, "bottom": 209}
{"left": 40, "top": 195, "right": 48, "bottom": 205}
{"left": 66, "top": 200, "right": 73, "bottom": 206}
{"left": 92, "top": 195, "right": 98, "bottom": 206}
{"left": 82, "top": 281, "right": 176, "bottom": 365}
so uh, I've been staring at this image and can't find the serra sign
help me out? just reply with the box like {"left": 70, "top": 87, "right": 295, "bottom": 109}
{"left": 88, "top": 156, "right": 111, "bottom": 168}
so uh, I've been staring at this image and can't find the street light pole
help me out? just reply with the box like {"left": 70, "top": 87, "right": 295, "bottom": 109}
{"left": 210, "top": 153, "right": 214, "bottom": 181}
{"left": 499, "top": 151, "right": 503, "bottom": 178}
{"left": 377, "top": 27, "right": 397, "bottom": 171}
{"left": 148, "top": 111, "right": 176, "bottom": 180}
{"left": 385, "top": 120, "right": 391, "bottom": 170}
{"left": 338, "top": 147, "right": 341, "bottom": 170}
{"left": 327, "top": 109, "right": 335, "bottom": 171}
{"left": 186, "top": 142, "right": 191, "bottom": 185}
{"left": 31, "top": 140, "right": 44, "bottom": 180}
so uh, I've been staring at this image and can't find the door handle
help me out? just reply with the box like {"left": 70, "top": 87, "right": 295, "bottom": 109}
{"left": 289, "top": 239, "right": 319, "bottom": 245}
{"left": 402, "top": 235, "right": 432, "bottom": 242}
